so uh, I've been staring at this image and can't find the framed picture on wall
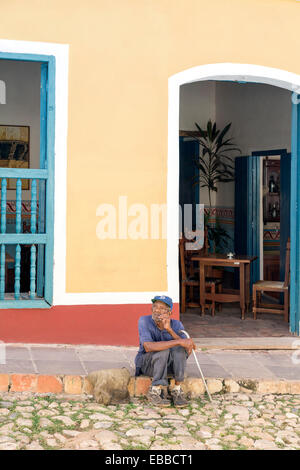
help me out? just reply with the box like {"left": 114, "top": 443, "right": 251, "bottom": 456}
{"left": 0, "top": 125, "right": 30, "bottom": 190}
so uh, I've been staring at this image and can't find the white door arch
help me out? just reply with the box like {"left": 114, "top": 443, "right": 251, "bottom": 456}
{"left": 168, "top": 63, "right": 300, "bottom": 334}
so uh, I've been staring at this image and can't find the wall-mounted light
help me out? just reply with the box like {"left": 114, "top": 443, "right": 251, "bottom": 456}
{"left": 0, "top": 80, "right": 6, "bottom": 104}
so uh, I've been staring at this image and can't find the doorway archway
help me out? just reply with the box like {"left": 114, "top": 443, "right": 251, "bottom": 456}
{"left": 168, "top": 63, "right": 300, "bottom": 335}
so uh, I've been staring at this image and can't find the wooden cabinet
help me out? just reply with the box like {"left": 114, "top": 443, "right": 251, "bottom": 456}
{"left": 263, "top": 159, "right": 281, "bottom": 295}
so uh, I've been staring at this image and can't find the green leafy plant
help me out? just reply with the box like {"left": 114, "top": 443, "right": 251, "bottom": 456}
{"left": 209, "top": 220, "right": 232, "bottom": 254}
{"left": 188, "top": 120, "right": 240, "bottom": 207}
{"left": 187, "top": 120, "right": 239, "bottom": 253}
{"left": 203, "top": 208, "right": 231, "bottom": 254}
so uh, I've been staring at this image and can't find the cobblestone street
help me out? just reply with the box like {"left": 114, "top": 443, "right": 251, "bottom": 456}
{"left": 0, "top": 391, "right": 299, "bottom": 450}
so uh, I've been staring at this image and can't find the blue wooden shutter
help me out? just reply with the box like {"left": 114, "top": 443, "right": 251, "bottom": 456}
{"left": 280, "top": 152, "right": 291, "bottom": 283}
{"left": 290, "top": 97, "right": 300, "bottom": 335}
{"left": 247, "top": 155, "right": 260, "bottom": 285}
{"left": 234, "top": 155, "right": 260, "bottom": 287}
{"left": 179, "top": 137, "right": 199, "bottom": 231}
{"left": 36, "top": 63, "right": 48, "bottom": 298}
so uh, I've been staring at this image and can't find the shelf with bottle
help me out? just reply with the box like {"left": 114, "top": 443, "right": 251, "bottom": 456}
{"left": 268, "top": 201, "right": 280, "bottom": 222}
{"left": 263, "top": 158, "right": 281, "bottom": 225}
{"left": 268, "top": 174, "right": 280, "bottom": 194}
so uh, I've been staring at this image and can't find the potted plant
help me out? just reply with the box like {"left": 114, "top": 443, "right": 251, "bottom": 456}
{"left": 188, "top": 120, "right": 240, "bottom": 253}
{"left": 208, "top": 219, "right": 232, "bottom": 254}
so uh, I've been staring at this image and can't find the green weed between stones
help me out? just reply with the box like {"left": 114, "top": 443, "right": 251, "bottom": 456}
{"left": 235, "top": 444, "right": 248, "bottom": 450}
{"left": 38, "top": 436, "right": 61, "bottom": 451}
{"left": 123, "top": 443, "right": 149, "bottom": 451}
{"left": 123, "top": 403, "right": 138, "bottom": 415}
{"left": 31, "top": 413, "right": 40, "bottom": 433}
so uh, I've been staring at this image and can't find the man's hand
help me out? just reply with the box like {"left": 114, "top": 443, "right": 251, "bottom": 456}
{"left": 179, "top": 338, "right": 196, "bottom": 356}
{"left": 160, "top": 315, "right": 171, "bottom": 332}
{"left": 153, "top": 312, "right": 172, "bottom": 332}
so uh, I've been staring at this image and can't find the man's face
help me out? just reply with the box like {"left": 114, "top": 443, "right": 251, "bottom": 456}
{"left": 152, "top": 301, "right": 171, "bottom": 324}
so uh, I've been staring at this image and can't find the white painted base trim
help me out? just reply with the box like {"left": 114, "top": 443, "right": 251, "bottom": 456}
{"left": 55, "top": 291, "right": 173, "bottom": 306}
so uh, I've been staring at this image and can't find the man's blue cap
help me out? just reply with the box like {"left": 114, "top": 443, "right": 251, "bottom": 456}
{"left": 151, "top": 295, "right": 173, "bottom": 309}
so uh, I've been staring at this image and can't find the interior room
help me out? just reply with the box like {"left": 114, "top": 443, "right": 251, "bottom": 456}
{"left": 179, "top": 79, "right": 293, "bottom": 337}
{"left": 0, "top": 59, "right": 43, "bottom": 297}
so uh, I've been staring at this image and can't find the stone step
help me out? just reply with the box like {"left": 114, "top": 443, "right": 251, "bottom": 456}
{"left": 0, "top": 373, "right": 299, "bottom": 396}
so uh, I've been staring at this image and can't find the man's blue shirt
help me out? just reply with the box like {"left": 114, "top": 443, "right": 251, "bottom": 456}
{"left": 135, "top": 315, "right": 186, "bottom": 376}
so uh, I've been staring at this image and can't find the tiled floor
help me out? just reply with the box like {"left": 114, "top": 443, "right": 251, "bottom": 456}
{"left": 181, "top": 305, "right": 293, "bottom": 338}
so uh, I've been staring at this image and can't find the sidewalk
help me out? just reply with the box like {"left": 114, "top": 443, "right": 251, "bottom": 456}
{"left": 0, "top": 344, "right": 299, "bottom": 450}
{"left": 0, "top": 342, "right": 299, "bottom": 383}
{"left": 193, "top": 336, "right": 298, "bottom": 350}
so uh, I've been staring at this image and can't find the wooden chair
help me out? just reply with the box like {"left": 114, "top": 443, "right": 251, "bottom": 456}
{"left": 183, "top": 226, "right": 209, "bottom": 277}
{"left": 184, "top": 227, "right": 225, "bottom": 281}
{"left": 252, "top": 238, "right": 290, "bottom": 322}
{"left": 179, "top": 238, "right": 222, "bottom": 316}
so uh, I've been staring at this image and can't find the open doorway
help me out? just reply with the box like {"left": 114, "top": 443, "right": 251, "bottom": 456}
{"left": 178, "top": 78, "right": 294, "bottom": 338}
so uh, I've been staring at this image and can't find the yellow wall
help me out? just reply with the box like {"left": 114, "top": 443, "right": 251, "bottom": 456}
{"left": 0, "top": 0, "right": 299, "bottom": 293}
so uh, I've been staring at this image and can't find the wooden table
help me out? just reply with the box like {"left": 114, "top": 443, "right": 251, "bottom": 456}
{"left": 191, "top": 254, "right": 258, "bottom": 319}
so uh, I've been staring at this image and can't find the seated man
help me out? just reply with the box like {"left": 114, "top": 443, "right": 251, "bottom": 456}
{"left": 135, "top": 295, "right": 196, "bottom": 407}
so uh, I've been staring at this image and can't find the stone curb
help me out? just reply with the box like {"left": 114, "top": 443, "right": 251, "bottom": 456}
{"left": 0, "top": 374, "right": 300, "bottom": 396}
